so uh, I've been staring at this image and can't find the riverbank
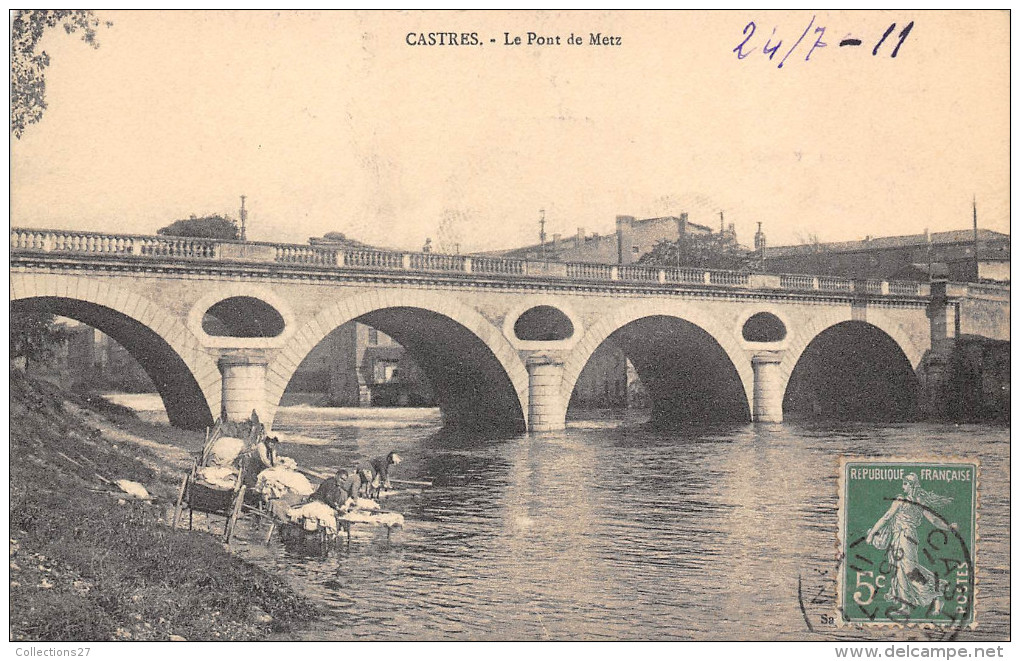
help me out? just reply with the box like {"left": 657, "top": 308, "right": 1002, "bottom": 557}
{"left": 9, "top": 369, "right": 319, "bottom": 641}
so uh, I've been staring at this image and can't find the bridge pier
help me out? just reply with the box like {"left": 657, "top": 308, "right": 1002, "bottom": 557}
{"left": 218, "top": 352, "right": 272, "bottom": 426}
{"left": 526, "top": 353, "right": 566, "bottom": 433}
{"left": 751, "top": 351, "right": 784, "bottom": 423}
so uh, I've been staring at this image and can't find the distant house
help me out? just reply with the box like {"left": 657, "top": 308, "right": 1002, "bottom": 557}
{"left": 484, "top": 213, "right": 736, "bottom": 265}
{"left": 285, "top": 232, "right": 436, "bottom": 407}
{"left": 763, "top": 229, "right": 1010, "bottom": 283}
{"left": 290, "top": 323, "right": 436, "bottom": 407}
{"left": 31, "top": 325, "right": 157, "bottom": 393}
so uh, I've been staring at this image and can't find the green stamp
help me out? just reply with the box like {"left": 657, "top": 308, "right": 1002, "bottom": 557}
{"left": 838, "top": 458, "right": 978, "bottom": 629}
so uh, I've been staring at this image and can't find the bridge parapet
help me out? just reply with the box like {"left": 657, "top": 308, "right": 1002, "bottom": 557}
{"left": 11, "top": 227, "right": 930, "bottom": 299}
{"left": 664, "top": 267, "right": 709, "bottom": 284}
{"left": 567, "top": 262, "right": 614, "bottom": 280}
{"left": 273, "top": 244, "right": 337, "bottom": 266}
{"left": 11, "top": 227, "right": 220, "bottom": 259}
{"left": 888, "top": 281, "right": 923, "bottom": 296}
{"left": 471, "top": 255, "right": 525, "bottom": 275}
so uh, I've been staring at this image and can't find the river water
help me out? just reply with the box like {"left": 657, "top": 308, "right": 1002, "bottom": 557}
{"left": 109, "top": 396, "right": 1010, "bottom": 641}
{"left": 252, "top": 407, "right": 1010, "bottom": 641}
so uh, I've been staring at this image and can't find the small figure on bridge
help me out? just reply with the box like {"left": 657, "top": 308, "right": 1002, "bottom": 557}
{"left": 422, "top": 237, "right": 433, "bottom": 253}
{"left": 361, "top": 452, "right": 402, "bottom": 498}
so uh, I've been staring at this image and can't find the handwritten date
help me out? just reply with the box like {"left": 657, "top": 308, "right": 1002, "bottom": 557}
{"left": 734, "top": 16, "right": 914, "bottom": 68}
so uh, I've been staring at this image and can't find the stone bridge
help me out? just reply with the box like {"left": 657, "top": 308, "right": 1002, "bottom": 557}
{"left": 10, "top": 228, "right": 1009, "bottom": 433}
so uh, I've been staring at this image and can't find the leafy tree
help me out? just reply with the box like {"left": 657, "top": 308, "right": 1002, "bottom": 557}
{"left": 158, "top": 214, "right": 239, "bottom": 240}
{"left": 784, "top": 231, "right": 832, "bottom": 274}
{"left": 639, "top": 232, "right": 748, "bottom": 270}
{"left": 10, "top": 309, "right": 73, "bottom": 362}
{"left": 11, "top": 10, "right": 111, "bottom": 139}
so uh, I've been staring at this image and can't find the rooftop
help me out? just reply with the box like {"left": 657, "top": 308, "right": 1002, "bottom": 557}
{"left": 766, "top": 229, "right": 1009, "bottom": 258}
{"left": 483, "top": 214, "right": 717, "bottom": 258}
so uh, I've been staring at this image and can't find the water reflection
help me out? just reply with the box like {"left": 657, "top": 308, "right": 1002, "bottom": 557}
{"left": 222, "top": 407, "right": 1008, "bottom": 641}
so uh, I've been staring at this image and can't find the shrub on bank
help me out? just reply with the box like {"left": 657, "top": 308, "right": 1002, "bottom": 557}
{"left": 9, "top": 369, "right": 319, "bottom": 641}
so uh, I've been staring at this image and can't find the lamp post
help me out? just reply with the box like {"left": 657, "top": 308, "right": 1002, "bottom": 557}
{"left": 239, "top": 195, "right": 248, "bottom": 242}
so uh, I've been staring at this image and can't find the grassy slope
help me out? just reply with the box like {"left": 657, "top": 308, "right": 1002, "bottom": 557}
{"left": 9, "top": 370, "right": 319, "bottom": 641}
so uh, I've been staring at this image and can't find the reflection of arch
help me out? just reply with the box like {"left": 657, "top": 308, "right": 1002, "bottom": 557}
{"left": 778, "top": 309, "right": 925, "bottom": 397}
{"left": 562, "top": 300, "right": 754, "bottom": 417}
{"left": 10, "top": 273, "right": 218, "bottom": 428}
{"left": 265, "top": 290, "right": 529, "bottom": 431}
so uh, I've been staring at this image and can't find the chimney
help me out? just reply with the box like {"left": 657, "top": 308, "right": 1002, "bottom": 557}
{"left": 552, "top": 233, "right": 561, "bottom": 246}
{"left": 616, "top": 215, "right": 636, "bottom": 264}
{"left": 754, "top": 222, "right": 766, "bottom": 251}
{"left": 576, "top": 227, "right": 585, "bottom": 248}
{"left": 676, "top": 212, "right": 689, "bottom": 239}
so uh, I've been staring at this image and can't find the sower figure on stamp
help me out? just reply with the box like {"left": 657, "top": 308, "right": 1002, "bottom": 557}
{"left": 866, "top": 473, "right": 955, "bottom": 615}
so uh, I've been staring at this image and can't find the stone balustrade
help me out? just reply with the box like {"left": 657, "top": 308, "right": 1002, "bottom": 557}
{"left": 10, "top": 227, "right": 935, "bottom": 298}
{"left": 274, "top": 245, "right": 337, "bottom": 266}
{"left": 566, "top": 262, "right": 614, "bottom": 280}
{"left": 617, "top": 265, "right": 660, "bottom": 282}
{"left": 893, "top": 279, "right": 926, "bottom": 295}
{"left": 663, "top": 267, "right": 708, "bottom": 284}
{"left": 472, "top": 255, "right": 525, "bottom": 275}
{"left": 818, "top": 276, "right": 854, "bottom": 292}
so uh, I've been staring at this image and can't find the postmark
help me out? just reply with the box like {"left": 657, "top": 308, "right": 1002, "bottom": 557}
{"left": 837, "top": 458, "right": 978, "bottom": 631}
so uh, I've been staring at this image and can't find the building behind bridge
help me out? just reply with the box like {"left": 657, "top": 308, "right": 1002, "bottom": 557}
{"left": 58, "top": 323, "right": 438, "bottom": 408}
{"left": 485, "top": 213, "right": 738, "bottom": 265}
{"left": 761, "top": 229, "right": 1010, "bottom": 284}
{"left": 480, "top": 211, "right": 1008, "bottom": 285}
{"left": 284, "top": 322, "right": 435, "bottom": 407}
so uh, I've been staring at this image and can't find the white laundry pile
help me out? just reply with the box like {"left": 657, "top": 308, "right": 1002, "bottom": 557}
{"left": 340, "top": 509, "right": 404, "bottom": 528}
{"left": 195, "top": 465, "right": 238, "bottom": 489}
{"left": 206, "top": 436, "right": 245, "bottom": 466}
{"left": 355, "top": 498, "right": 381, "bottom": 511}
{"left": 275, "top": 456, "right": 298, "bottom": 469}
{"left": 256, "top": 462, "right": 314, "bottom": 500}
{"left": 115, "top": 479, "right": 149, "bottom": 500}
{"left": 285, "top": 500, "right": 339, "bottom": 533}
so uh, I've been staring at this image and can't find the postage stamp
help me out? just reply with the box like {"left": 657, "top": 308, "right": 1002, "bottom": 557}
{"left": 837, "top": 457, "right": 978, "bottom": 629}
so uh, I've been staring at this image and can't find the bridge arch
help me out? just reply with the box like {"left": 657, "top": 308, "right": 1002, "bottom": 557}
{"left": 10, "top": 273, "right": 219, "bottom": 429}
{"left": 563, "top": 301, "right": 754, "bottom": 425}
{"left": 780, "top": 310, "right": 924, "bottom": 421}
{"left": 266, "top": 290, "right": 530, "bottom": 434}
{"left": 779, "top": 308, "right": 925, "bottom": 393}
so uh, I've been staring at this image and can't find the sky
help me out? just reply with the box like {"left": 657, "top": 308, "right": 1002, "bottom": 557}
{"left": 10, "top": 10, "right": 1010, "bottom": 253}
